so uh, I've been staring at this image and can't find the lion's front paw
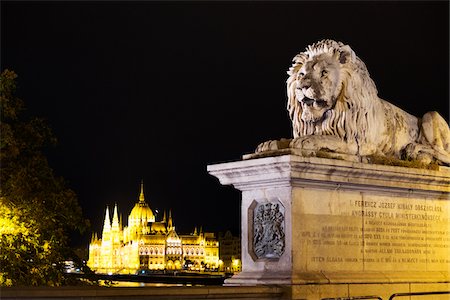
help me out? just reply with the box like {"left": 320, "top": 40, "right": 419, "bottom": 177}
{"left": 256, "top": 141, "right": 277, "bottom": 153}
{"left": 289, "top": 136, "right": 322, "bottom": 150}
{"left": 289, "top": 135, "right": 358, "bottom": 156}
{"left": 255, "top": 138, "right": 291, "bottom": 153}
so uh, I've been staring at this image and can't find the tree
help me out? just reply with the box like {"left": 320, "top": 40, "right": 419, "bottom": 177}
{"left": 0, "top": 70, "right": 88, "bottom": 286}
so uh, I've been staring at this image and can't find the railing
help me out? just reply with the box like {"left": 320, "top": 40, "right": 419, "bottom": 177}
{"left": 322, "top": 297, "right": 383, "bottom": 300}
{"left": 322, "top": 291, "right": 450, "bottom": 300}
{"left": 388, "top": 291, "right": 450, "bottom": 300}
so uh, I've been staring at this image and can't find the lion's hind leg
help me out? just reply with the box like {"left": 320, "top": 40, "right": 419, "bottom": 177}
{"left": 406, "top": 111, "right": 450, "bottom": 165}
{"left": 421, "top": 111, "right": 450, "bottom": 152}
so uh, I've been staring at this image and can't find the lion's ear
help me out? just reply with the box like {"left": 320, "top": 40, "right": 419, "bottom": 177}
{"left": 338, "top": 45, "right": 355, "bottom": 64}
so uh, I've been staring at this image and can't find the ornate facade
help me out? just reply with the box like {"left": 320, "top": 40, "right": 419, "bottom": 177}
{"left": 218, "top": 231, "right": 241, "bottom": 273}
{"left": 87, "top": 182, "right": 219, "bottom": 274}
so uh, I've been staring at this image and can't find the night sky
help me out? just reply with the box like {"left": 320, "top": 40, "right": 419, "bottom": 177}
{"left": 2, "top": 2, "right": 449, "bottom": 247}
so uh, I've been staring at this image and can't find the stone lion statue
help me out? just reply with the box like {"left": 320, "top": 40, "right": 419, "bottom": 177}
{"left": 256, "top": 39, "right": 450, "bottom": 166}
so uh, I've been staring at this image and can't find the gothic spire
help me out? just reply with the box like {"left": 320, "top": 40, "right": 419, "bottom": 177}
{"left": 103, "top": 206, "right": 111, "bottom": 232}
{"left": 168, "top": 209, "right": 173, "bottom": 229}
{"left": 112, "top": 203, "right": 119, "bottom": 231}
{"left": 139, "top": 180, "right": 145, "bottom": 202}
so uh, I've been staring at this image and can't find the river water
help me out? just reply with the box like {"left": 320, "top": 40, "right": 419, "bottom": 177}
{"left": 99, "top": 280, "right": 203, "bottom": 287}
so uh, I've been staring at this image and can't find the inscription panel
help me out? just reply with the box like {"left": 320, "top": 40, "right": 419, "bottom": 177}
{"left": 293, "top": 189, "right": 450, "bottom": 272}
{"left": 358, "top": 195, "right": 450, "bottom": 271}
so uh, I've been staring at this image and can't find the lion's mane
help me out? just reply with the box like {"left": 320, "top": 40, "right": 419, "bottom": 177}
{"left": 287, "top": 40, "right": 381, "bottom": 147}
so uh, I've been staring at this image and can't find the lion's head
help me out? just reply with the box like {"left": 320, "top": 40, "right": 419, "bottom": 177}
{"left": 287, "top": 40, "right": 378, "bottom": 141}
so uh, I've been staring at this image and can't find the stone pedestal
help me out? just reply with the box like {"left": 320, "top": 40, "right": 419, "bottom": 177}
{"left": 208, "top": 154, "right": 450, "bottom": 299}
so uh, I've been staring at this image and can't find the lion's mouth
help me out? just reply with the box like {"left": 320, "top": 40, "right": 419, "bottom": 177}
{"left": 301, "top": 97, "right": 327, "bottom": 108}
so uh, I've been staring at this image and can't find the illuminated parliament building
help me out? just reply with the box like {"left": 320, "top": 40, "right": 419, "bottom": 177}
{"left": 87, "top": 182, "right": 220, "bottom": 274}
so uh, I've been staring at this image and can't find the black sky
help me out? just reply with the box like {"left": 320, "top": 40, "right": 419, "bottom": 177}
{"left": 2, "top": 2, "right": 449, "bottom": 247}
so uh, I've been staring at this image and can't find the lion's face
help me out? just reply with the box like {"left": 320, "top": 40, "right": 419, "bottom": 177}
{"left": 294, "top": 54, "right": 343, "bottom": 123}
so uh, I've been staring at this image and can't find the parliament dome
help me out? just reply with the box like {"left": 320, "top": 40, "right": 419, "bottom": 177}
{"left": 128, "top": 181, "right": 155, "bottom": 227}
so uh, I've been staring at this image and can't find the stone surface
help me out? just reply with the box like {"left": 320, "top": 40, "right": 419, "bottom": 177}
{"left": 207, "top": 154, "right": 450, "bottom": 297}
{"left": 0, "top": 286, "right": 285, "bottom": 300}
{"left": 292, "top": 189, "right": 450, "bottom": 275}
{"left": 409, "top": 283, "right": 450, "bottom": 300}
{"left": 256, "top": 39, "right": 450, "bottom": 166}
{"left": 252, "top": 200, "right": 285, "bottom": 259}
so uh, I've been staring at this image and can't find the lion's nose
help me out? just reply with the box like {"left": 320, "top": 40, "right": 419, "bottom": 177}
{"left": 302, "top": 97, "right": 314, "bottom": 105}
{"left": 300, "top": 82, "right": 311, "bottom": 90}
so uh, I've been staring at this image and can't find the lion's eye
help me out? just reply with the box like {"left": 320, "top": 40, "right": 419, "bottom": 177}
{"left": 321, "top": 70, "right": 328, "bottom": 77}
{"left": 298, "top": 72, "right": 305, "bottom": 77}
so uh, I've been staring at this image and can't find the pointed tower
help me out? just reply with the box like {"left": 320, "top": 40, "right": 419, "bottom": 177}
{"left": 101, "top": 206, "right": 112, "bottom": 247}
{"left": 168, "top": 210, "right": 173, "bottom": 230}
{"left": 139, "top": 180, "right": 145, "bottom": 202}
{"left": 102, "top": 206, "right": 111, "bottom": 234}
{"left": 162, "top": 210, "right": 167, "bottom": 223}
{"left": 193, "top": 226, "right": 198, "bottom": 236}
{"left": 112, "top": 203, "right": 120, "bottom": 232}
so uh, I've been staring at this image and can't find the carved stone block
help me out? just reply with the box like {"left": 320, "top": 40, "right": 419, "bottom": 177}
{"left": 251, "top": 200, "right": 285, "bottom": 259}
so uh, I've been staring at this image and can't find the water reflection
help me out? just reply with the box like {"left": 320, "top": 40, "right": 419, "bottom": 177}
{"left": 99, "top": 280, "right": 203, "bottom": 287}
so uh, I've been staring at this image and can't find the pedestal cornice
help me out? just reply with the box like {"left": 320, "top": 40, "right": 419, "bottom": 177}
{"left": 207, "top": 154, "right": 450, "bottom": 198}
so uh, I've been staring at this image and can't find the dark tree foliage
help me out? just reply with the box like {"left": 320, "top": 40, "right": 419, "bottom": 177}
{"left": 0, "top": 70, "right": 88, "bottom": 286}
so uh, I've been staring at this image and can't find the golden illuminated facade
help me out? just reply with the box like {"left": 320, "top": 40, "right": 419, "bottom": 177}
{"left": 218, "top": 231, "right": 241, "bottom": 273}
{"left": 87, "top": 182, "right": 219, "bottom": 274}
